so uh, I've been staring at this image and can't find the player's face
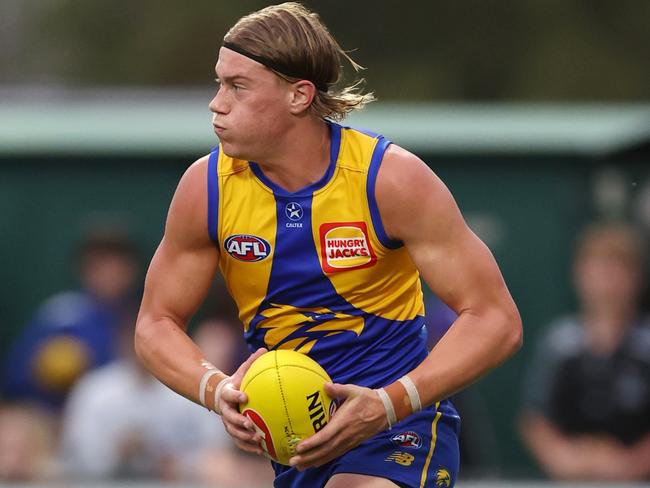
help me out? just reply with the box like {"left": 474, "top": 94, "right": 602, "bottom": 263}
{"left": 209, "top": 47, "right": 294, "bottom": 160}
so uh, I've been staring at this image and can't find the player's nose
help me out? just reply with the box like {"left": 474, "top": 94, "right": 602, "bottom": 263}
{"left": 208, "top": 89, "right": 229, "bottom": 115}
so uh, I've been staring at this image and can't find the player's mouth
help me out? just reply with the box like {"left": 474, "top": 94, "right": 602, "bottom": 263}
{"left": 213, "top": 123, "right": 226, "bottom": 135}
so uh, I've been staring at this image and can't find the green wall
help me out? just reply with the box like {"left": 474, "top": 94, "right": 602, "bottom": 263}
{"left": 0, "top": 156, "right": 185, "bottom": 345}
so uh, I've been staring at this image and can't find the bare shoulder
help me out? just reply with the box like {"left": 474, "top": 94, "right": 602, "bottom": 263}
{"left": 376, "top": 144, "right": 464, "bottom": 243}
{"left": 165, "top": 154, "right": 213, "bottom": 251}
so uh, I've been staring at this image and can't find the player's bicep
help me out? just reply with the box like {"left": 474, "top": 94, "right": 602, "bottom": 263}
{"left": 138, "top": 157, "right": 219, "bottom": 329}
{"left": 377, "top": 146, "right": 514, "bottom": 315}
{"left": 140, "top": 237, "right": 218, "bottom": 328}
{"left": 411, "top": 222, "right": 511, "bottom": 316}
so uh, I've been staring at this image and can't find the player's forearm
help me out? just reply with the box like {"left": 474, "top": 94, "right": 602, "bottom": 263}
{"left": 387, "top": 305, "right": 521, "bottom": 416}
{"left": 134, "top": 315, "right": 228, "bottom": 408}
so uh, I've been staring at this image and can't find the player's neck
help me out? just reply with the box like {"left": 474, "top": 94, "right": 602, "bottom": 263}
{"left": 255, "top": 117, "right": 331, "bottom": 193}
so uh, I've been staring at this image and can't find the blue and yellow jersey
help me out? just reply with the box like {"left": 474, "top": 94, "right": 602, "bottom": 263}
{"left": 207, "top": 122, "right": 428, "bottom": 387}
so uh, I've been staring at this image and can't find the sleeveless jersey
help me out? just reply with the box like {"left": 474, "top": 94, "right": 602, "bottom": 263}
{"left": 207, "top": 122, "right": 428, "bottom": 387}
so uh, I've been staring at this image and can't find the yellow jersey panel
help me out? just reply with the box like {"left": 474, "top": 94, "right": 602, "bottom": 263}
{"left": 215, "top": 150, "right": 277, "bottom": 330}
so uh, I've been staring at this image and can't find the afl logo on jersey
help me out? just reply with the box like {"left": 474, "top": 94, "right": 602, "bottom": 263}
{"left": 319, "top": 222, "right": 377, "bottom": 273}
{"left": 224, "top": 234, "right": 271, "bottom": 262}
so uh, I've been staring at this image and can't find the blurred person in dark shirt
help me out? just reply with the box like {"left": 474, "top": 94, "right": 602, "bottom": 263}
{"left": 519, "top": 222, "right": 650, "bottom": 481}
{"left": 1, "top": 228, "right": 139, "bottom": 410}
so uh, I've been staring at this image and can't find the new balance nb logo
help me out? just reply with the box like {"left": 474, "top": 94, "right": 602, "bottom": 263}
{"left": 385, "top": 451, "right": 415, "bottom": 466}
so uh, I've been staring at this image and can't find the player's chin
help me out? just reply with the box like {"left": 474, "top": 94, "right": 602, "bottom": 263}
{"left": 218, "top": 139, "right": 242, "bottom": 159}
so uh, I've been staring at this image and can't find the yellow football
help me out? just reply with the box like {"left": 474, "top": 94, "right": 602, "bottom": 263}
{"left": 239, "top": 349, "right": 336, "bottom": 465}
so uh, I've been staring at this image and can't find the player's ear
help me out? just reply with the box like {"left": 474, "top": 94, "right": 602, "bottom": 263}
{"left": 288, "top": 80, "right": 316, "bottom": 115}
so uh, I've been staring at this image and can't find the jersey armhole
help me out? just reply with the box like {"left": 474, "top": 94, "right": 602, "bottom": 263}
{"left": 367, "top": 137, "right": 404, "bottom": 249}
{"left": 207, "top": 147, "right": 220, "bottom": 247}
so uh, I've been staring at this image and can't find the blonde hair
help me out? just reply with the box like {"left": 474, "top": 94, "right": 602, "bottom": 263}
{"left": 224, "top": 2, "right": 375, "bottom": 121}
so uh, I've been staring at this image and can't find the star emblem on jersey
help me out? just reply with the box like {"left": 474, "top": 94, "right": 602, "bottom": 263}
{"left": 285, "top": 202, "right": 303, "bottom": 221}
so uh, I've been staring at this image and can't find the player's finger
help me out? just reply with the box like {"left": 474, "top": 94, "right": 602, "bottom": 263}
{"left": 231, "top": 348, "right": 267, "bottom": 387}
{"left": 220, "top": 382, "right": 247, "bottom": 404}
{"left": 295, "top": 419, "right": 340, "bottom": 453}
{"left": 221, "top": 402, "right": 255, "bottom": 430}
{"left": 221, "top": 409, "right": 256, "bottom": 435}
{"left": 324, "top": 382, "right": 357, "bottom": 400}
{"left": 298, "top": 428, "right": 357, "bottom": 469}
{"left": 233, "top": 437, "right": 264, "bottom": 456}
{"left": 291, "top": 435, "right": 347, "bottom": 470}
{"left": 225, "top": 420, "right": 261, "bottom": 443}
{"left": 221, "top": 411, "right": 261, "bottom": 443}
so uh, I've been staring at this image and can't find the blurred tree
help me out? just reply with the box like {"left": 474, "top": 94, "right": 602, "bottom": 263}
{"left": 1, "top": 0, "right": 648, "bottom": 100}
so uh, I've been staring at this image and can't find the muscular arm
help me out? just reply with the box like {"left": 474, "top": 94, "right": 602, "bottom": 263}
{"left": 134, "top": 157, "right": 224, "bottom": 404}
{"left": 378, "top": 145, "right": 522, "bottom": 409}
{"left": 135, "top": 158, "right": 266, "bottom": 455}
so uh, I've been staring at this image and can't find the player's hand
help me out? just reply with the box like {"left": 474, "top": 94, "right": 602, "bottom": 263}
{"left": 290, "top": 382, "right": 388, "bottom": 470}
{"left": 218, "top": 347, "right": 268, "bottom": 456}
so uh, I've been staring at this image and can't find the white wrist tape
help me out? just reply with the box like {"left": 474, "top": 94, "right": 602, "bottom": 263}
{"left": 213, "top": 377, "right": 232, "bottom": 415}
{"left": 376, "top": 388, "right": 397, "bottom": 430}
{"left": 398, "top": 375, "right": 422, "bottom": 413}
{"left": 199, "top": 370, "right": 219, "bottom": 408}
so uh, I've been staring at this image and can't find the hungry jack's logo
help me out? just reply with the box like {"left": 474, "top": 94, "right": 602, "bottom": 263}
{"left": 319, "top": 222, "right": 377, "bottom": 273}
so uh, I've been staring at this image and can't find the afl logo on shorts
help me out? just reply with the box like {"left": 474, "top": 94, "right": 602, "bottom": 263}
{"left": 391, "top": 431, "right": 422, "bottom": 449}
{"left": 225, "top": 234, "right": 271, "bottom": 262}
{"left": 319, "top": 222, "right": 377, "bottom": 273}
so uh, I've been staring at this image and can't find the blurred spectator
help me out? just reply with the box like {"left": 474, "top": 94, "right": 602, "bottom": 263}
{"left": 0, "top": 403, "right": 57, "bottom": 481}
{"left": 519, "top": 222, "right": 650, "bottom": 481}
{"left": 1, "top": 228, "right": 139, "bottom": 410}
{"left": 60, "top": 316, "right": 273, "bottom": 486}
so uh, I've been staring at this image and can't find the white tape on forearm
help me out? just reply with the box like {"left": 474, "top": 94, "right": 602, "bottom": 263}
{"left": 213, "top": 376, "right": 232, "bottom": 415}
{"left": 376, "top": 388, "right": 397, "bottom": 430}
{"left": 398, "top": 375, "right": 422, "bottom": 413}
{"left": 199, "top": 370, "right": 219, "bottom": 408}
